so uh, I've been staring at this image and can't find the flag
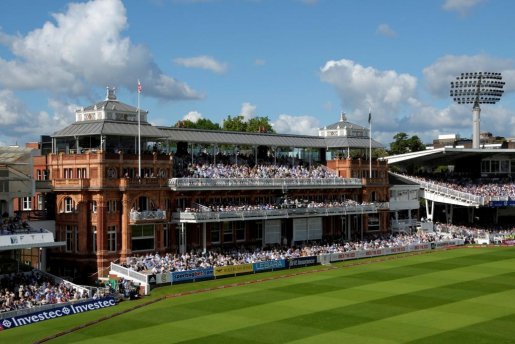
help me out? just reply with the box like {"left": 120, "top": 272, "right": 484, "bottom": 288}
{"left": 368, "top": 111, "right": 371, "bottom": 124}
{"left": 137, "top": 80, "right": 142, "bottom": 94}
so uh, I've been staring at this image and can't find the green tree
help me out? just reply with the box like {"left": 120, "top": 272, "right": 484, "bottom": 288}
{"left": 247, "top": 116, "right": 275, "bottom": 133}
{"left": 389, "top": 132, "right": 425, "bottom": 155}
{"left": 174, "top": 118, "right": 220, "bottom": 130}
{"left": 223, "top": 115, "right": 248, "bottom": 132}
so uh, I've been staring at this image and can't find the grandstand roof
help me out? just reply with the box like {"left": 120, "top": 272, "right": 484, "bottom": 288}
{"left": 53, "top": 120, "right": 163, "bottom": 138}
{"left": 383, "top": 147, "right": 515, "bottom": 167}
{"left": 0, "top": 146, "right": 34, "bottom": 165}
{"left": 52, "top": 122, "right": 385, "bottom": 149}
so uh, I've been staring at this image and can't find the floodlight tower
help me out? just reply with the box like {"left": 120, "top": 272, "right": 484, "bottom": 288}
{"left": 450, "top": 72, "right": 505, "bottom": 149}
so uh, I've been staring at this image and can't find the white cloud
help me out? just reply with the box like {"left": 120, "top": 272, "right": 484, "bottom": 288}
{"left": 0, "top": 90, "right": 76, "bottom": 145}
{"left": 272, "top": 114, "right": 320, "bottom": 136}
{"left": 240, "top": 102, "right": 256, "bottom": 121}
{"left": 423, "top": 54, "right": 514, "bottom": 97}
{"left": 442, "top": 0, "right": 485, "bottom": 15}
{"left": 173, "top": 55, "right": 228, "bottom": 74}
{"left": 183, "top": 111, "right": 203, "bottom": 122}
{"left": 0, "top": 0, "right": 201, "bottom": 100}
{"left": 320, "top": 58, "right": 417, "bottom": 127}
{"left": 318, "top": 57, "right": 514, "bottom": 146}
{"left": 254, "top": 59, "right": 266, "bottom": 66}
{"left": 376, "top": 24, "right": 396, "bottom": 37}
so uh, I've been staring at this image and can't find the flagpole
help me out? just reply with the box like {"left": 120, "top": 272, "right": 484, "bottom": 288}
{"left": 369, "top": 107, "right": 372, "bottom": 179}
{"left": 137, "top": 80, "right": 141, "bottom": 178}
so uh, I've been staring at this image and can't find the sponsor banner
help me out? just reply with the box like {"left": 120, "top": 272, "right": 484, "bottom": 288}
{"left": 331, "top": 251, "right": 359, "bottom": 262}
{"left": 253, "top": 259, "right": 286, "bottom": 272}
{"left": 214, "top": 264, "right": 253, "bottom": 277}
{"left": 409, "top": 243, "right": 432, "bottom": 251}
{"left": 490, "top": 200, "right": 515, "bottom": 207}
{"left": 389, "top": 246, "right": 408, "bottom": 254}
{"left": 0, "top": 297, "right": 116, "bottom": 330}
{"left": 288, "top": 256, "right": 317, "bottom": 268}
{"left": 363, "top": 248, "right": 384, "bottom": 258}
{"left": 155, "top": 272, "right": 172, "bottom": 285}
{"left": 171, "top": 268, "right": 214, "bottom": 283}
{"left": 148, "top": 274, "right": 157, "bottom": 285}
{"left": 502, "top": 239, "right": 515, "bottom": 246}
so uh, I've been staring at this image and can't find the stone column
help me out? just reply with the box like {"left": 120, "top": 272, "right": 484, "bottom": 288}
{"left": 120, "top": 192, "right": 131, "bottom": 260}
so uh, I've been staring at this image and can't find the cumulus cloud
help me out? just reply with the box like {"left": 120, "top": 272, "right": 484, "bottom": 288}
{"left": 0, "top": 90, "right": 76, "bottom": 145}
{"left": 0, "top": 0, "right": 201, "bottom": 100}
{"left": 442, "top": 0, "right": 485, "bottom": 15}
{"left": 320, "top": 58, "right": 417, "bottom": 127}
{"left": 173, "top": 55, "right": 228, "bottom": 74}
{"left": 183, "top": 110, "right": 203, "bottom": 122}
{"left": 318, "top": 57, "right": 514, "bottom": 145}
{"left": 240, "top": 102, "right": 256, "bottom": 121}
{"left": 272, "top": 114, "right": 320, "bottom": 136}
{"left": 376, "top": 24, "right": 396, "bottom": 37}
{"left": 423, "top": 54, "right": 515, "bottom": 97}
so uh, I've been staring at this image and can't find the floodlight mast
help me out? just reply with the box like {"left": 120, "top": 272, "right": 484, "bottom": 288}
{"left": 450, "top": 72, "right": 505, "bottom": 148}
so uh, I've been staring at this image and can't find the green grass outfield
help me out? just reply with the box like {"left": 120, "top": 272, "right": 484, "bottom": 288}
{"left": 3, "top": 247, "right": 515, "bottom": 343}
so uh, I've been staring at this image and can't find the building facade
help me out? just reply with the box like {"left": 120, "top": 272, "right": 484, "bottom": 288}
{"left": 17, "top": 89, "right": 405, "bottom": 282}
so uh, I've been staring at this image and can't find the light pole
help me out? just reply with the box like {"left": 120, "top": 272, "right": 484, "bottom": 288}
{"left": 450, "top": 72, "right": 505, "bottom": 149}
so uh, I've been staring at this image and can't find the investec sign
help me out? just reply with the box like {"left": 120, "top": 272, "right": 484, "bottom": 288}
{"left": 0, "top": 297, "right": 116, "bottom": 330}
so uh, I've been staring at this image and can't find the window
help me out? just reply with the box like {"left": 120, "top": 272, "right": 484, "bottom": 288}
{"left": 223, "top": 222, "right": 233, "bottom": 243}
{"left": 107, "top": 200, "right": 118, "bottom": 213}
{"left": 64, "top": 168, "right": 73, "bottom": 179}
{"left": 235, "top": 222, "right": 245, "bottom": 242}
{"left": 43, "top": 170, "right": 49, "bottom": 180}
{"left": 163, "top": 224, "right": 169, "bottom": 248}
{"left": 22, "top": 197, "right": 32, "bottom": 211}
{"left": 255, "top": 221, "right": 263, "bottom": 241}
{"left": 92, "top": 226, "right": 97, "bottom": 253}
{"left": 77, "top": 168, "right": 87, "bottom": 179}
{"left": 37, "top": 194, "right": 44, "bottom": 211}
{"left": 131, "top": 224, "right": 154, "bottom": 251}
{"left": 107, "top": 226, "right": 117, "bottom": 252}
{"left": 37, "top": 170, "right": 42, "bottom": 180}
{"left": 65, "top": 225, "right": 78, "bottom": 252}
{"left": 91, "top": 200, "right": 97, "bottom": 213}
{"left": 211, "top": 223, "right": 220, "bottom": 244}
{"left": 64, "top": 197, "right": 74, "bottom": 213}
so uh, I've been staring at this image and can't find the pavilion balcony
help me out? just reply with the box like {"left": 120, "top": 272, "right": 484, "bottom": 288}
{"left": 168, "top": 177, "right": 362, "bottom": 191}
{"left": 35, "top": 180, "right": 52, "bottom": 192}
{"left": 52, "top": 178, "right": 91, "bottom": 191}
{"left": 172, "top": 204, "right": 377, "bottom": 223}
{"left": 129, "top": 210, "right": 167, "bottom": 224}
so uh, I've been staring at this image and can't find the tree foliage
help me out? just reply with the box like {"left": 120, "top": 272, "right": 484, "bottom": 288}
{"left": 174, "top": 118, "right": 220, "bottom": 130}
{"left": 223, "top": 115, "right": 275, "bottom": 133}
{"left": 223, "top": 115, "right": 248, "bottom": 132}
{"left": 389, "top": 132, "right": 425, "bottom": 155}
{"left": 247, "top": 117, "right": 275, "bottom": 133}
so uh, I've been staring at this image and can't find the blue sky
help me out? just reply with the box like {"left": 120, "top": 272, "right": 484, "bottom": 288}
{"left": 0, "top": 0, "right": 514, "bottom": 147}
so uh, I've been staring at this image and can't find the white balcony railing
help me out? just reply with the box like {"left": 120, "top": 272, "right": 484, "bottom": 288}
{"left": 172, "top": 204, "right": 377, "bottom": 223}
{"left": 129, "top": 210, "right": 166, "bottom": 222}
{"left": 168, "top": 177, "right": 362, "bottom": 190}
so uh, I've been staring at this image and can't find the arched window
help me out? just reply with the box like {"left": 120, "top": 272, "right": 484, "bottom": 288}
{"left": 64, "top": 197, "right": 75, "bottom": 213}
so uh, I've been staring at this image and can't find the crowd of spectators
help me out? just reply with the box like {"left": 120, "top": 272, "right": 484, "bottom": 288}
{"left": 124, "top": 231, "right": 450, "bottom": 275}
{"left": 184, "top": 199, "right": 365, "bottom": 213}
{"left": 183, "top": 162, "right": 338, "bottom": 179}
{"left": 0, "top": 271, "right": 89, "bottom": 314}
{"left": 402, "top": 174, "right": 515, "bottom": 200}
